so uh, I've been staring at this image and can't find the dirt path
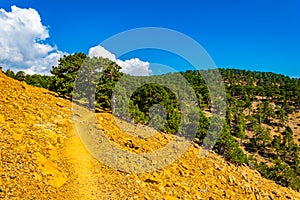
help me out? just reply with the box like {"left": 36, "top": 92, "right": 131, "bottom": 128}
{"left": 64, "top": 124, "right": 98, "bottom": 200}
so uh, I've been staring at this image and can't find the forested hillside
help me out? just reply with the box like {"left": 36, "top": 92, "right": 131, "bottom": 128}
{"left": 3, "top": 53, "right": 300, "bottom": 191}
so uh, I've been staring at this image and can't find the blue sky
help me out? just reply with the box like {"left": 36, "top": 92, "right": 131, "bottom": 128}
{"left": 0, "top": 0, "right": 300, "bottom": 76}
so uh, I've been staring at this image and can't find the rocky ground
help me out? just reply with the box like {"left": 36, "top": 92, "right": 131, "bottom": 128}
{"left": 0, "top": 71, "right": 299, "bottom": 199}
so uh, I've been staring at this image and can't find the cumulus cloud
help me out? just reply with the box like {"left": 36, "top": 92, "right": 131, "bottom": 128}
{"left": 89, "top": 46, "right": 116, "bottom": 61}
{"left": 116, "top": 58, "right": 151, "bottom": 76}
{"left": 88, "top": 45, "right": 152, "bottom": 76}
{"left": 0, "top": 6, "right": 65, "bottom": 74}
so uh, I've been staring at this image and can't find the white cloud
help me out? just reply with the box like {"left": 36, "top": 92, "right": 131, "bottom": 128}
{"left": 116, "top": 58, "right": 151, "bottom": 76}
{"left": 88, "top": 45, "right": 152, "bottom": 76}
{"left": 0, "top": 6, "right": 65, "bottom": 75}
{"left": 89, "top": 46, "right": 116, "bottom": 61}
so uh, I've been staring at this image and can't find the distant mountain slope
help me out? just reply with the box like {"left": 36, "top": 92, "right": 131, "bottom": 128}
{"left": 0, "top": 70, "right": 299, "bottom": 199}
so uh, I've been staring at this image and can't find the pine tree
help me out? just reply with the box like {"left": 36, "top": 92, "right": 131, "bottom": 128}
{"left": 214, "top": 123, "right": 248, "bottom": 165}
{"left": 50, "top": 52, "right": 87, "bottom": 97}
{"left": 235, "top": 113, "right": 246, "bottom": 145}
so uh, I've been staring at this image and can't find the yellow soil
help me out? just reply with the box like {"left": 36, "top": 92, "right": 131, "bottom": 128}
{"left": 64, "top": 125, "right": 98, "bottom": 199}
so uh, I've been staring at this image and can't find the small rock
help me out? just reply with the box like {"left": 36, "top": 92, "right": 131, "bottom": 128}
{"left": 214, "top": 163, "right": 222, "bottom": 170}
{"left": 9, "top": 174, "right": 17, "bottom": 179}
{"left": 182, "top": 185, "right": 190, "bottom": 192}
{"left": 56, "top": 102, "right": 64, "bottom": 107}
{"left": 228, "top": 175, "right": 236, "bottom": 185}
{"left": 0, "top": 114, "right": 5, "bottom": 123}
{"left": 144, "top": 178, "right": 161, "bottom": 184}
{"left": 268, "top": 194, "right": 274, "bottom": 200}
{"left": 198, "top": 189, "right": 207, "bottom": 193}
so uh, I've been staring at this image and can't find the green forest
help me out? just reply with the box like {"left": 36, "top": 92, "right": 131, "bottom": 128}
{"left": 3, "top": 53, "right": 300, "bottom": 191}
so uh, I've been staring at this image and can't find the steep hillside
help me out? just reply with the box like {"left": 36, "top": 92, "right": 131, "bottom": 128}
{"left": 0, "top": 71, "right": 73, "bottom": 199}
{"left": 0, "top": 70, "right": 300, "bottom": 199}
